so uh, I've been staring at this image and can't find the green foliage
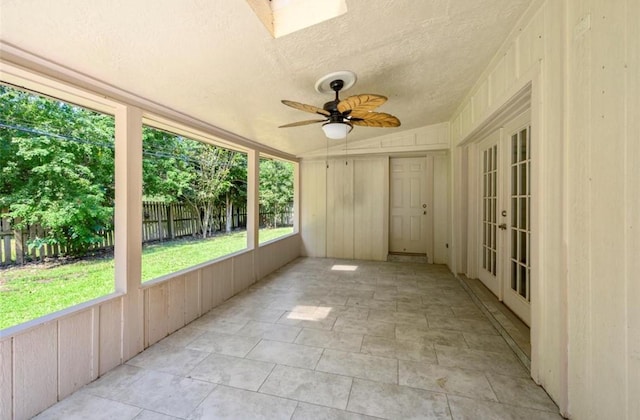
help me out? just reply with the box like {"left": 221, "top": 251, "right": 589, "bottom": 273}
{"left": 141, "top": 127, "right": 194, "bottom": 201}
{"left": 0, "top": 85, "right": 115, "bottom": 255}
{"left": 259, "top": 159, "right": 294, "bottom": 227}
{"left": 0, "top": 84, "right": 292, "bottom": 257}
{"left": 142, "top": 127, "right": 248, "bottom": 238}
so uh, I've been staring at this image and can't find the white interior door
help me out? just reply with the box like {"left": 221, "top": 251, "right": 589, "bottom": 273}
{"left": 502, "top": 116, "right": 532, "bottom": 326}
{"left": 477, "top": 132, "right": 501, "bottom": 296}
{"left": 389, "top": 157, "right": 433, "bottom": 257}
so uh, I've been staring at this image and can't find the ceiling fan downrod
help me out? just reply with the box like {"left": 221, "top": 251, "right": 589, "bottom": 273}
{"left": 324, "top": 79, "right": 346, "bottom": 123}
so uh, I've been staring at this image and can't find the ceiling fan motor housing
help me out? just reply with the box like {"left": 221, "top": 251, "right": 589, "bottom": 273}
{"left": 330, "top": 79, "right": 344, "bottom": 92}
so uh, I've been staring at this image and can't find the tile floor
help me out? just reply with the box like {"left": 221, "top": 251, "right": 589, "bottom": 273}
{"left": 35, "top": 257, "right": 562, "bottom": 420}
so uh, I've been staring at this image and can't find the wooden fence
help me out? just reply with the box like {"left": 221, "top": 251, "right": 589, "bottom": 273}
{"left": 0, "top": 202, "right": 293, "bottom": 266}
{"left": 0, "top": 217, "right": 115, "bottom": 265}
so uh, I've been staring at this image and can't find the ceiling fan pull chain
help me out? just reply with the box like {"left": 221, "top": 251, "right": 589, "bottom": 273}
{"left": 326, "top": 138, "right": 330, "bottom": 169}
{"left": 345, "top": 134, "right": 348, "bottom": 165}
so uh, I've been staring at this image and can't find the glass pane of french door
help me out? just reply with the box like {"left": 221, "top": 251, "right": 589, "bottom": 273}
{"left": 482, "top": 144, "right": 498, "bottom": 276}
{"left": 509, "top": 126, "right": 531, "bottom": 301}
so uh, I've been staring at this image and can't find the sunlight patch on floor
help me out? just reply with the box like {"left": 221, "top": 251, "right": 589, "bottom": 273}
{"left": 287, "top": 306, "right": 333, "bottom": 321}
{"left": 331, "top": 264, "right": 358, "bottom": 272}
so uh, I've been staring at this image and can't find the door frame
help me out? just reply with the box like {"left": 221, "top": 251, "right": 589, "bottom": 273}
{"left": 469, "top": 110, "right": 532, "bottom": 314}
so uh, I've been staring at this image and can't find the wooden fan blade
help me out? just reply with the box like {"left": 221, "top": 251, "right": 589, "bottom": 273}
{"left": 282, "top": 100, "right": 330, "bottom": 116}
{"left": 337, "top": 94, "right": 388, "bottom": 113}
{"left": 279, "top": 119, "right": 327, "bottom": 128}
{"left": 350, "top": 111, "right": 401, "bottom": 128}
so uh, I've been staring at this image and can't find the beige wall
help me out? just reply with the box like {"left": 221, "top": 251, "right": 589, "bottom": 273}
{"left": 301, "top": 156, "right": 389, "bottom": 260}
{"left": 566, "top": 0, "right": 639, "bottom": 418}
{"left": 449, "top": 0, "right": 639, "bottom": 418}
{"left": 301, "top": 150, "right": 449, "bottom": 264}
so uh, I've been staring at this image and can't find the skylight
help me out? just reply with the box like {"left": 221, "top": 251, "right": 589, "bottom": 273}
{"left": 247, "top": 0, "right": 347, "bottom": 38}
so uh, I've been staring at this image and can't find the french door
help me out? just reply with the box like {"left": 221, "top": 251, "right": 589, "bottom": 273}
{"left": 502, "top": 115, "right": 531, "bottom": 326}
{"left": 477, "top": 132, "right": 501, "bottom": 296}
{"left": 477, "top": 112, "right": 531, "bottom": 326}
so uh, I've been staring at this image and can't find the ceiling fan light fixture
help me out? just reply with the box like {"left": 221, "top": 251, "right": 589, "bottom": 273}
{"left": 322, "top": 121, "right": 352, "bottom": 139}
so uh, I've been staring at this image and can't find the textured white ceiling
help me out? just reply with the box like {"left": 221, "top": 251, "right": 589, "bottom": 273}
{"left": 0, "top": 0, "right": 531, "bottom": 156}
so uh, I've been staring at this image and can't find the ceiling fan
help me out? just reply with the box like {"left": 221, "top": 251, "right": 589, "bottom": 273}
{"left": 279, "top": 76, "right": 401, "bottom": 139}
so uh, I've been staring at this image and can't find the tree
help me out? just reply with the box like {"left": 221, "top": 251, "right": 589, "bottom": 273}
{"left": 141, "top": 126, "right": 248, "bottom": 238}
{"left": 0, "top": 85, "right": 115, "bottom": 255}
{"left": 259, "top": 159, "right": 294, "bottom": 228}
{"left": 223, "top": 154, "right": 247, "bottom": 233}
{"left": 141, "top": 127, "right": 193, "bottom": 202}
{"left": 181, "top": 142, "right": 238, "bottom": 238}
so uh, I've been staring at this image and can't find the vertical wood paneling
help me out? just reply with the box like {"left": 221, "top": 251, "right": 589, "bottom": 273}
{"left": 300, "top": 160, "right": 327, "bottom": 257}
{"left": 586, "top": 0, "right": 627, "bottom": 417}
{"left": 490, "top": 54, "right": 507, "bottom": 104}
{"left": 184, "top": 271, "right": 200, "bottom": 324}
{"left": 58, "top": 310, "right": 96, "bottom": 399}
{"left": 566, "top": 2, "right": 594, "bottom": 415}
{"left": 451, "top": 115, "right": 461, "bottom": 144}
{"left": 626, "top": 1, "right": 640, "bottom": 417}
{"left": 504, "top": 45, "right": 518, "bottom": 94}
{"left": 354, "top": 158, "right": 386, "bottom": 261}
{"left": 233, "top": 251, "right": 255, "bottom": 293}
{"left": 0, "top": 338, "right": 12, "bottom": 420}
{"left": 99, "top": 298, "right": 122, "bottom": 375}
{"left": 517, "top": 22, "right": 534, "bottom": 72}
{"left": 13, "top": 324, "right": 57, "bottom": 419}
{"left": 146, "top": 284, "right": 168, "bottom": 346}
{"left": 257, "top": 235, "right": 300, "bottom": 279}
{"left": 473, "top": 80, "right": 489, "bottom": 122}
{"left": 257, "top": 241, "right": 280, "bottom": 277}
{"left": 326, "top": 159, "right": 354, "bottom": 259}
{"left": 211, "top": 259, "right": 234, "bottom": 305}
{"left": 517, "top": 9, "right": 545, "bottom": 76}
{"left": 460, "top": 102, "right": 472, "bottom": 137}
{"left": 524, "top": 1, "right": 564, "bottom": 408}
{"left": 168, "top": 276, "right": 186, "bottom": 334}
{"left": 200, "top": 265, "right": 216, "bottom": 312}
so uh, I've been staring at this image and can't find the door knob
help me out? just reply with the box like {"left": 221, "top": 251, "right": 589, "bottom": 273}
{"left": 498, "top": 223, "right": 507, "bottom": 230}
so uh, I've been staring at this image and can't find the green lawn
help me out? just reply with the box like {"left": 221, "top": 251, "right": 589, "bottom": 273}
{"left": 0, "top": 227, "right": 293, "bottom": 330}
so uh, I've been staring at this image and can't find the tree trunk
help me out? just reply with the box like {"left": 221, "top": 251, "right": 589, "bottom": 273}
{"left": 226, "top": 194, "right": 232, "bottom": 233}
{"left": 188, "top": 204, "right": 201, "bottom": 238}
{"left": 201, "top": 205, "right": 210, "bottom": 238}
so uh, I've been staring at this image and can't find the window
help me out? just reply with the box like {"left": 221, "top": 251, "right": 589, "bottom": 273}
{"left": 258, "top": 156, "right": 294, "bottom": 244}
{"left": 0, "top": 84, "right": 115, "bottom": 329}
{"left": 140, "top": 126, "right": 248, "bottom": 281}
